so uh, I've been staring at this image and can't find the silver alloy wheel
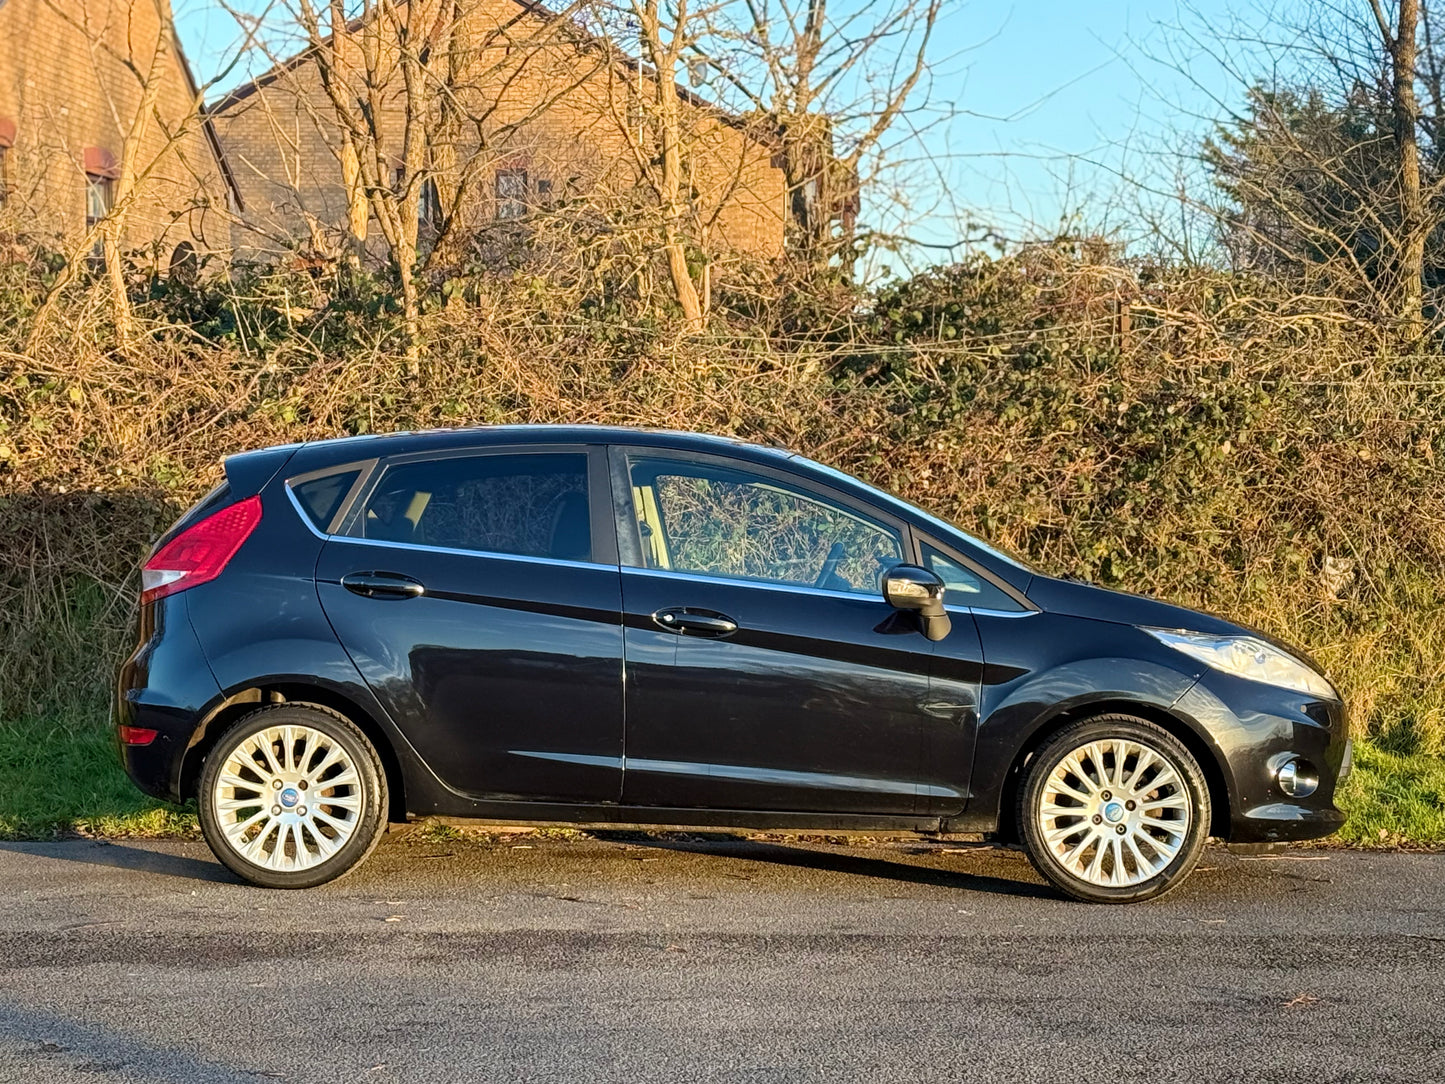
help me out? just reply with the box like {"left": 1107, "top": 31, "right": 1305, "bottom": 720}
{"left": 211, "top": 723, "right": 365, "bottom": 872}
{"left": 1035, "top": 737, "right": 1192, "bottom": 888}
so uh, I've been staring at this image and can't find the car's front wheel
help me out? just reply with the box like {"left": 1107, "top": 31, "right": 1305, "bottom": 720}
{"left": 199, "top": 704, "right": 388, "bottom": 888}
{"left": 1019, "top": 715, "right": 1210, "bottom": 903}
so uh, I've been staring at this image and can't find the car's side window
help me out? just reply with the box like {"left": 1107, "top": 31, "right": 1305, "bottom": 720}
{"left": 922, "top": 543, "right": 1026, "bottom": 612}
{"left": 291, "top": 469, "right": 361, "bottom": 531}
{"left": 357, "top": 452, "right": 592, "bottom": 562}
{"left": 627, "top": 456, "right": 903, "bottom": 595}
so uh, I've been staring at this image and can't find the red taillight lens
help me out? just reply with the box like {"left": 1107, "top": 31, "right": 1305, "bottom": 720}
{"left": 118, "top": 725, "right": 159, "bottom": 746}
{"left": 141, "top": 494, "right": 262, "bottom": 605}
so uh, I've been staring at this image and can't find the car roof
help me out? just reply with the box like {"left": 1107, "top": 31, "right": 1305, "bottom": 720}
{"left": 279, "top": 424, "right": 798, "bottom": 466}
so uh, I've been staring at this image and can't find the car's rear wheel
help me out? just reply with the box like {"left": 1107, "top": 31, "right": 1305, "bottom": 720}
{"left": 1019, "top": 715, "right": 1210, "bottom": 903}
{"left": 198, "top": 704, "right": 388, "bottom": 888}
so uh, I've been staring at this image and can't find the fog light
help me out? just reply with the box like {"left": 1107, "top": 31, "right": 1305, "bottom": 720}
{"left": 1277, "top": 757, "right": 1319, "bottom": 798}
{"left": 118, "top": 725, "right": 158, "bottom": 746}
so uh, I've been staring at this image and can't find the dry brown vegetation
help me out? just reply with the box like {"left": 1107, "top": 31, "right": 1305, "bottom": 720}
{"left": 3, "top": 238, "right": 1444, "bottom": 784}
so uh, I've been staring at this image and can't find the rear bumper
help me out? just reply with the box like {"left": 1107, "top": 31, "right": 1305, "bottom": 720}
{"left": 1173, "top": 674, "right": 1351, "bottom": 845}
{"left": 115, "top": 596, "right": 220, "bottom": 803}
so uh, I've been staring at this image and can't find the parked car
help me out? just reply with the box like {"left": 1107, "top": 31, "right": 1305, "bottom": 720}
{"left": 116, "top": 426, "right": 1350, "bottom": 902}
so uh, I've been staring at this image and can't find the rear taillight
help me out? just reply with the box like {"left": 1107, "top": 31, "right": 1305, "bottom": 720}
{"left": 118, "top": 725, "right": 158, "bottom": 746}
{"left": 141, "top": 494, "right": 262, "bottom": 605}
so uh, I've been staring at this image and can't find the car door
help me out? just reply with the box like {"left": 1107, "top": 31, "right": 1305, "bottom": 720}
{"left": 914, "top": 536, "right": 1035, "bottom": 817}
{"left": 613, "top": 446, "right": 979, "bottom": 816}
{"left": 313, "top": 444, "right": 624, "bottom": 805}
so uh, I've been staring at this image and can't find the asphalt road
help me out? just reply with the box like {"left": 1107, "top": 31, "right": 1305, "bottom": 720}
{"left": 0, "top": 833, "right": 1440, "bottom": 1084}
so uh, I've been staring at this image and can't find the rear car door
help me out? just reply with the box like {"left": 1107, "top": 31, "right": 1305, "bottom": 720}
{"left": 614, "top": 447, "right": 979, "bottom": 816}
{"left": 313, "top": 445, "right": 624, "bottom": 804}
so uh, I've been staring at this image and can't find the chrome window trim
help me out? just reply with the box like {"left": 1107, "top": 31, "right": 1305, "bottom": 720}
{"left": 917, "top": 533, "right": 1038, "bottom": 614}
{"left": 284, "top": 458, "right": 379, "bottom": 537}
{"left": 321, "top": 532, "right": 614, "bottom": 572}
{"left": 621, "top": 562, "right": 892, "bottom": 604}
{"left": 282, "top": 459, "right": 612, "bottom": 573}
{"left": 946, "top": 604, "right": 1038, "bottom": 619}
{"left": 284, "top": 483, "right": 330, "bottom": 541}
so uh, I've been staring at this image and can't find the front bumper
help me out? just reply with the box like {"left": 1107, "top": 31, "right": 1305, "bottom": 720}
{"left": 1173, "top": 673, "right": 1350, "bottom": 844}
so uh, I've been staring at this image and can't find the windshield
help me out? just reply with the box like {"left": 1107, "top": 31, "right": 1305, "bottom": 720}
{"left": 785, "top": 453, "right": 1038, "bottom": 575}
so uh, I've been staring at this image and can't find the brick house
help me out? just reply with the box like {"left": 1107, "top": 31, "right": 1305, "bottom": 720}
{"left": 0, "top": 0, "right": 237, "bottom": 256}
{"left": 209, "top": 0, "right": 788, "bottom": 264}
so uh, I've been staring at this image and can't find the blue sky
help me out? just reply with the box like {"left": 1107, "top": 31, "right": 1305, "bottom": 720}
{"left": 173, "top": 0, "right": 1255, "bottom": 267}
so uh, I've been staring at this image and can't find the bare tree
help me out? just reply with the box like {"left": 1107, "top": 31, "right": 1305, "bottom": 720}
{"left": 554, "top": 0, "right": 780, "bottom": 328}
{"left": 1172, "top": 0, "right": 1442, "bottom": 339}
{"left": 693, "top": 0, "right": 946, "bottom": 276}
{"left": 608, "top": 0, "right": 709, "bottom": 326}
{"left": 1376, "top": 0, "right": 1426, "bottom": 337}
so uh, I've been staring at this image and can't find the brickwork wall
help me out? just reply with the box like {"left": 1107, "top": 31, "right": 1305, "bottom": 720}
{"left": 212, "top": 0, "right": 786, "bottom": 263}
{"left": 0, "top": 0, "right": 230, "bottom": 255}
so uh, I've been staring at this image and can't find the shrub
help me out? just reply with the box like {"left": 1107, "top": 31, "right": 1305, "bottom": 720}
{"left": 3, "top": 244, "right": 1443, "bottom": 764}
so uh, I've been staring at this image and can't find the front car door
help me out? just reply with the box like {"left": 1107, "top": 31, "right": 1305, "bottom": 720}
{"left": 914, "top": 534, "right": 1035, "bottom": 816}
{"left": 313, "top": 444, "right": 624, "bottom": 806}
{"left": 613, "top": 446, "right": 981, "bottom": 816}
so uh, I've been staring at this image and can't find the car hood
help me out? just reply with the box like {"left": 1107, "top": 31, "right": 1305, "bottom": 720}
{"left": 1027, "top": 575, "right": 1251, "bottom": 636}
{"left": 1026, "top": 574, "right": 1330, "bottom": 673}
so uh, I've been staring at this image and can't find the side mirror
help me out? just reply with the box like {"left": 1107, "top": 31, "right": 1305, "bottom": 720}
{"left": 881, "top": 565, "right": 952, "bottom": 642}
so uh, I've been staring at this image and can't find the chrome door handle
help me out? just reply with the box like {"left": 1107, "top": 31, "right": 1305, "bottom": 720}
{"left": 652, "top": 608, "right": 738, "bottom": 636}
{"left": 340, "top": 572, "right": 426, "bottom": 599}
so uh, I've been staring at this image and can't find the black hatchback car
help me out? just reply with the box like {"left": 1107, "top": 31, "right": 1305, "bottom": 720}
{"left": 117, "top": 426, "right": 1349, "bottom": 902}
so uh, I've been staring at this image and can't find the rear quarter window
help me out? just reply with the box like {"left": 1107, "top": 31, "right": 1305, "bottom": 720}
{"left": 291, "top": 470, "right": 361, "bottom": 532}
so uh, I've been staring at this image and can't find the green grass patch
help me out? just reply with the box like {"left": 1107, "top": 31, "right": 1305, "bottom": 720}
{"left": 1335, "top": 742, "right": 1445, "bottom": 849}
{"left": 0, "top": 710, "right": 196, "bottom": 839}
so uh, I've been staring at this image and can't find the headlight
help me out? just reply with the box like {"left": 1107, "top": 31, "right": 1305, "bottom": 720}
{"left": 1144, "top": 628, "right": 1336, "bottom": 699}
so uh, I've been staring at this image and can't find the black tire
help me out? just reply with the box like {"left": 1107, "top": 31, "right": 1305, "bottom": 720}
{"left": 198, "top": 703, "right": 388, "bottom": 889}
{"left": 1018, "top": 715, "right": 1211, "bottom": 904}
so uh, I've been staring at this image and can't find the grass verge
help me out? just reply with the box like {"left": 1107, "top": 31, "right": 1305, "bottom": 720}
{"left": 1334, "top": 742, "right": 1445, "bottom": 848}
{"left": 0, "top": 711, "right": 196, "bottom": 839}
{"left": 2, "top": 710, "right": 1441, "bottom": 848}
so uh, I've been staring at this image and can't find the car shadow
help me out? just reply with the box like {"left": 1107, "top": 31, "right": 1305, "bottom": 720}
{"left": 606, "top": 836, "right": 1059, "bottom": 900}
{"left": 0, "top": 840, "right": 239, "bottom": 884}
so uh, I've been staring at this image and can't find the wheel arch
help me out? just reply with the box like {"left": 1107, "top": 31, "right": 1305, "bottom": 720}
{"left": 180, "top": 682, "right": 408, "bottom": 822}
{"left": 993, "top": 698, "right": 1232, "bottom": 843}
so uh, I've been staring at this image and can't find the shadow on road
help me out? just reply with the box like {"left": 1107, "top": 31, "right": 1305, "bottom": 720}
{"left": 0, "top": 841, "right": 238, "bottom": 884}
{"left": 615, "top": 837, "right": 1059, "bottom": 899}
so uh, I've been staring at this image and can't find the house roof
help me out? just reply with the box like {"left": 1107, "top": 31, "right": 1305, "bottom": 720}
{"left": 170, "top": 21, "right": 245, "bottom": 211}
{"left": 206, "top": 0, "right": 759, "bottom": 136}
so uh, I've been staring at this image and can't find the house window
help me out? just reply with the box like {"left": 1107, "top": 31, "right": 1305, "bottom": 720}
{"left": 394, "top": 168, "right": 442, "bottom": 239}
{"left": 496, "top": 169, "right": 528, "bottom": 220}
{"left": 85, "top": 173, "right": 113, "bottom": 228}
{"left": 419, "top": 176, "right": 441, "bottom": 234}
{"left": 0, "top": 116, "right": 14, "bottom": 205}
{"left": 85, "top": 172, "right": 114, "bottom": 262}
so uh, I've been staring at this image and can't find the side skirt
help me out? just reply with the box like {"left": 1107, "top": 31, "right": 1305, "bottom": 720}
{"left": 401, "top": 799, "right": 945, "bottom": 835}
